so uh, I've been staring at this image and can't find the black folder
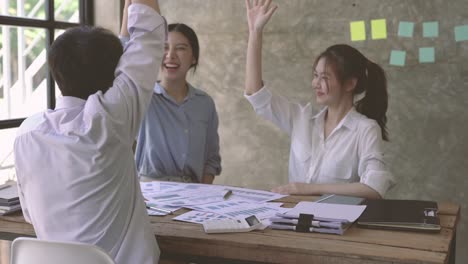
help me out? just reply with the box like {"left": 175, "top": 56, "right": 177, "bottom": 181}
{"left": 357, "top": 199, "right": 441, "bottom": 232}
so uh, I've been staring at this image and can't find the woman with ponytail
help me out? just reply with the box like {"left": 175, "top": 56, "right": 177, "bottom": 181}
{"left": 244, "top": 0, "right": 394, "bottom": 199}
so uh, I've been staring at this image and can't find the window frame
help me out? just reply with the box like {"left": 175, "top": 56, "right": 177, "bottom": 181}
{"left": 0, "top": 0, "right": 94, "bottom": 129}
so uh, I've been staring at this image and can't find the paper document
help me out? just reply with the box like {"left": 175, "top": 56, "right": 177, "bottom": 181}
{"left": 283, "top": 201, "right": 366, "bottom": 223}
{"left": 174, "top": 210, "right": 228, "bottom": 224}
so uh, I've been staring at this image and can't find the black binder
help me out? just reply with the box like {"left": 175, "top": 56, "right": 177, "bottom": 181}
{"left": 357, "top": 199, "right": 441, "bottom": 232}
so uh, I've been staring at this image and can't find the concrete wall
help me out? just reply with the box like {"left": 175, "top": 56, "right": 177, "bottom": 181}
{"left": 100, "top": 1, "right": 468, "bottom": 262}
{"left": 94, "top": 0, "right": 120, "bottom": 34}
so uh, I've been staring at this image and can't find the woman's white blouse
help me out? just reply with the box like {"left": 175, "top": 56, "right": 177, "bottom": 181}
{"left": 245, "top": 86, "right": 395, "bottom": 197}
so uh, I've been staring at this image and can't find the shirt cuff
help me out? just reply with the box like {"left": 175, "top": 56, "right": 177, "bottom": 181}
{"left": 361, "top": 170, "right": 395, "bottom": 198}
{"left": 244, "top": 86, "right": 272, "bottom": 109}
{"left": 119, "top": 36, "right": 130, "bottom": 48}
{"left": 204, "top": 165, "right": 221, "bottom": 177}
{"left": 128, "top": 3, "right": 166, "bottom": 35}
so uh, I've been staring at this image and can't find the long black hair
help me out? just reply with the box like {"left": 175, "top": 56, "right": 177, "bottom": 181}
{"left": 314, "top": 44, "right": 389, "bottom": 141}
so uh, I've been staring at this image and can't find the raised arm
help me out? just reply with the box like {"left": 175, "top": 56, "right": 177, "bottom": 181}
{"left": 94, "top": 0, "right": 166, "bottom": 142}
{"left": 120, "top": 0, "right": 131, "bottom": 37}
{"left": 244, "top": 0, "right": 277, "bottom": 96}
{"left": 132, "top": 0, "right": 160, "bottom": 13}
{"left": 121, "top": 0, "right": 161, "bottom": 37}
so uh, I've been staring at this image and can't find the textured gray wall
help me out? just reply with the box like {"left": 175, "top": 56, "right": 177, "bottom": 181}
{"left": 94, "top": 1, "right": 120, "bottom": 34}
{"left": 119, "top": 0, "right": 467, "bottom": 262}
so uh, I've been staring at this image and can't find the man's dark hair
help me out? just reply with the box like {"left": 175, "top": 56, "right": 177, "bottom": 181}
{"left": 48, "top": 26, "right": 123, "bottom": 100}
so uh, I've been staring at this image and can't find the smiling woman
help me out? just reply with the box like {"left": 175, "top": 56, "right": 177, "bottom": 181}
{"left": 243, "top": 0, "right": 394, "bottom": 199}
{"left": 119, "top": 14, "right": 222, "bottom": 184}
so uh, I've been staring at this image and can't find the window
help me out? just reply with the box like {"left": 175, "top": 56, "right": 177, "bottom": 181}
{"left": 0, "top": 0, "right": 93, "bottom": 184}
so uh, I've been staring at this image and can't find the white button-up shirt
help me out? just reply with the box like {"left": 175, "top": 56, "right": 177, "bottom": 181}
{"left": 14, "top": 4, "right": 166, "bottom": 264}
{"left": 245, "top": 87, "right": 395, "bottom": 197}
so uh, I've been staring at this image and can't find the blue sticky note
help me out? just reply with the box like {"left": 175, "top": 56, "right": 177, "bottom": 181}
{"left": 455, "top": 25, "right": 468, "bottom": 42}
{"left": 423, "top": 21, "right": 439, "bottom": 38}
{"left": 389, "top": 50, "right": 406, "bottom": 66}
{"left": 419, "top": 47, "right": 435, "bottom": 63}
{"left": 398, "top": 21, "right": 414, "bottom": 37}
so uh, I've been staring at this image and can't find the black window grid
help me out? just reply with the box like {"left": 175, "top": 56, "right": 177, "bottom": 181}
{"left": 0, "top": 0, "right": 94, "bottom": 129}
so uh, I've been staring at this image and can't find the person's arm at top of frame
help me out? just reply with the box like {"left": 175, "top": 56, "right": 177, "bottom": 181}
{"left": 120, "top": 0, "right": 161, "bottom": 38}
{"left": 120, "top": 0, "right": 131, "bottom": 38}
{"left": 244, "top": 0, "right": 277, "bottom": 96}
{"left": 100, "top": 0, "right": 165, "bottom": 141}
{"left": 132, "top": 0, "right": 161, "bottom": 17}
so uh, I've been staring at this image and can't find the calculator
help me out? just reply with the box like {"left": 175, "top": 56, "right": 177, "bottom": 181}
{"left": 203, "top": 215, "right": 262, "bottom": 234}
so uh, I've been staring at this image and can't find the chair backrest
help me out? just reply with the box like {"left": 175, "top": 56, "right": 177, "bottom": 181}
{"left": 10, "top": 237, "right": 115, "bottom": 264}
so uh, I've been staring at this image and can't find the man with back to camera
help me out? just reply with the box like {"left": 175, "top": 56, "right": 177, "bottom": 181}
{"left": 14, "top": 0, "right": 166, "bottom": 263}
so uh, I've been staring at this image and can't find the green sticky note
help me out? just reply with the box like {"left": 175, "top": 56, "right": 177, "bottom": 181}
{"left": 419, "top": 47, "right": 435, "bottom": 63}
{"left": 371, "top": 19, "right": 387, "bottom": 40}
{"left": 423, "top": 21, "right": 439, "bottom": 38}
{"left": 350, "top": 21, "right": 366, "bottom": 41}
{"left": 455, "top": 25, "right": 468, "bottom": 42}
{"left": 398, "top": 21, "right": 414, "bottom": 37}
{"left": 389, "top": 50, "right": 406, "bottom": 66}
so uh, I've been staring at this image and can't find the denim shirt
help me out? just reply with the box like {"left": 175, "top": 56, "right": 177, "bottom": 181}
{"left": 135, "top": 82, "right": 221, "bottom": 182}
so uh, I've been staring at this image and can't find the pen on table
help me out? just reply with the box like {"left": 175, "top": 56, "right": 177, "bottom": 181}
{"left": 0, "top": 183, "right": 11, "bottom": 191}
{"left": 223, "top": 190, "right": 233, "bottom": 200}
{"left": 146, "top": 205, "right": 173, "bottom": 215}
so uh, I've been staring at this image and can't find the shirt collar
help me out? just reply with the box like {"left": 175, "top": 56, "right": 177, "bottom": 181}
{"left": 55, "top": 96, "right": 86, "bottom": 110}
{"left": 154, "top": 82, "right": 202, "bottom": 102}
{"left": 340, "top": 108, "right": 359, "bottom": 131}
{"left": 311, "top": 107, "right": 359, "bottom": 131}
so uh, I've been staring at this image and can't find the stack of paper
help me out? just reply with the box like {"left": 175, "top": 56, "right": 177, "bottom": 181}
{"left": 139, "top": 181, "right": 288, "bottom": 223}
{"left": 270, "top": 201, "right": 367, "bottom": 235}
{"left": 0, "top": 183, "right": 21, "bottom": 215}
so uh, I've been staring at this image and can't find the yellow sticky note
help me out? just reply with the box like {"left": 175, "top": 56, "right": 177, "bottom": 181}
{"left": 350, "top": 21, "right": 366, "bottom": 41}
{"left": 371, "top": 19, "right": 387, "bottom": 40}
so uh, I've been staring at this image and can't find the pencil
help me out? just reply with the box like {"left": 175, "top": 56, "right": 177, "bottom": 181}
{"left": 223, "top": 190, "right": 233, "bottom": 200}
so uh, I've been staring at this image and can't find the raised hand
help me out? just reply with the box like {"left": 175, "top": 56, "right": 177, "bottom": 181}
{"left": 132, "top": 0, "right": 161, "bottom": 14}
{"left": 245, "top": 0, "right": 278, "bottom": 33}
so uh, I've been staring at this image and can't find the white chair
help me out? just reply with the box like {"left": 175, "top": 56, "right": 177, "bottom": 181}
{"left": 10, "top": 237, "right": 115, "bottom": 264}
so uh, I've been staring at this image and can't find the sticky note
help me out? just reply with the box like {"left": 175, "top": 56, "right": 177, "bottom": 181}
{"left": 389, "top": 50, "right": 406, "bottom": 66}
{"left": 371, "top": 19, "right": 387, "bottom": 39}
{"left": 455, "top": 25, "right": 468, "bottom": 42}
{"left": 350, "top": 21, "right": 366, "bottom": 41}
{"left": 398, "top": 21, "right": 414, "bottom": 37}
{"left": 423, "top": 21, "right": 439, "bottom": 38}
{"left": 419, "top": 47, "right": 435, "bottom": 63}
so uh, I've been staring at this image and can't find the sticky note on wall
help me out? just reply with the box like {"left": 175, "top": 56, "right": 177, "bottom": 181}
{"left": 350, "top": 21, "right": 366, "bottom": 41}
{"left": 423, "top": 21, "right": 439, "bottom": 38}
{"left": 419, "top": 47, "right": 435, "bottom": 63}
{"left": 455, "top": 25, "right": 468, "bottom": 42}
{"left": 389, "top": 50, "right": 406, "bottom": 66}
{"left": 371, "top": 19, "right": 387, "bottom": 39}
{"left": 398, "top": 21, "right": 414, "bottom": 37}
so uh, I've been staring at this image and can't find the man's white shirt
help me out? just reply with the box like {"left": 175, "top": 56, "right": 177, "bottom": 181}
{"left": 14, "top": 4, "right": 166, "bottom": 264}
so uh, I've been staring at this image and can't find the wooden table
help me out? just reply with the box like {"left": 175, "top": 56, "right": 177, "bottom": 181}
{"left": 0, "top": 196, "right": 460, "bottom": 264}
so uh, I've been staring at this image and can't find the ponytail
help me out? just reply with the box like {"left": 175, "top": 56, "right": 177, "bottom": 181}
{"left": 316, "top": 44, "right": 389, "bottom": 141}
{"left": 355, "top": 61, "right": 389, "bottom": 141}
